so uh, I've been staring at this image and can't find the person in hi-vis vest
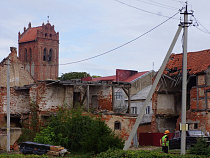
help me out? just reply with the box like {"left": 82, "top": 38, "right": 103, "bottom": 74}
{"left": 160, "top": 130, "right": 170, "bottom": 153}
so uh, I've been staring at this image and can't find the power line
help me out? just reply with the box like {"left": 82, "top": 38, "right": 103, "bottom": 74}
{"left": 15, "top": 11, "right": 179, "bottom": 67}
{"left": 12, "top": 11, "right": 180, "bottom": 67}
{"left": 192, "top": 15, "right": 210, "bottom": 34}
{"left": 114, "top": 0, "right": 179, "bottom": 19}
{"left": 140, "top": 0, "right": 179, "bottom": 10}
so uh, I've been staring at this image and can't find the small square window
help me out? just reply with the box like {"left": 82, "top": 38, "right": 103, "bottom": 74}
{"left": 114, "top": 121, "right": 121, "bottom": 130}
{"left": 115, "top": 92, "right": 122, "bottom": 100}
{"left": 145, "top": 106, "right": 150, "bottom": 114}
{"left": 131, "top": 107, "right": 137, "bottom": 114}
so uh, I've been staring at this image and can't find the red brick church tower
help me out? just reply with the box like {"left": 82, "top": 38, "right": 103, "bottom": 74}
{"left": 18, "top": 22, "right": 59, "bottom": 81}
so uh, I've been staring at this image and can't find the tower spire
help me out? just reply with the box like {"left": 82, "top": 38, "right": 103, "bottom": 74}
{"left": 47, "top": 16, "right": 49, "bottom": 23}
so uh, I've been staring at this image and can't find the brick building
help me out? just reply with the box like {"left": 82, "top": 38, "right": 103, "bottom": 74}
{"left": 18, "top": 22, "right": 59, "bottom": 81}
{"left": 152, "top": 49, "right": 210, "bottom": 134}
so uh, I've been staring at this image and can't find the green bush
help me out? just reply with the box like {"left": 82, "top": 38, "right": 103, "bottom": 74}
{"left": 34, "top": 106, "right": 124, "bottom": 154}
{"left": 96, "top": 149, "right": 205, "bottom": 158}
{"left": 189, "top": 137, "right": 210, "bottom": 156}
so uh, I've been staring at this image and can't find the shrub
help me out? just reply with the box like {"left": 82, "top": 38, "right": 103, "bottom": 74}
{"left": 34, "top": 106, "right": 124, "bottom": 154}
{"left": 189, "top": 137, "right": 210, "bottom": 156}
{"left": 96, "top": 149, "right": 205, "bottom": 158}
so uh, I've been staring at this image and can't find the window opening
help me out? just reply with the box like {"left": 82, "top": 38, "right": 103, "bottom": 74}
{"left": 145, "top": 106, "right": 150, "bottom": 114}
{"left": 43, "top": 48, "right": 47, "bottom": 61}
{"left": 131, "top": 107, "right": 137, "bottom": 114}
{"left": 29, "top": 48, "right": 32, "bottom": 62}
{"left": 114, "top": 121, "right": 121, "bottom": 130}
{"left": 115, "top": 92, "right": 122, "bottom": 100}
{"left": 49, "top": 49, "right": 53, "bottom": 61}
{"left": 25, "top": 48, "right": 27, "bottom": 61}
{"left": 194, "top": 123, "right": 198, "bottom": 129}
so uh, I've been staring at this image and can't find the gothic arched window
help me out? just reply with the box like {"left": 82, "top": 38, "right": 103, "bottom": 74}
{"left": 49, "top": 49, "right": 53, "bottom": 61}
{"left": 29, "top": 48, "right": 32, "bottom": 62}
{"left": 25, "top": 48, "right": 27, "bottom": 61}
{"left": 43, "top": 48, "right": 47, "bottom": 61}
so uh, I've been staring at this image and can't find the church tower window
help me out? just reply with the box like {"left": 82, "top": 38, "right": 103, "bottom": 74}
{"left": 49, "top": 49, "right": 53, "bottom": 61}
{"left": 43, "top": 48, "right": 47, "bottom": 61}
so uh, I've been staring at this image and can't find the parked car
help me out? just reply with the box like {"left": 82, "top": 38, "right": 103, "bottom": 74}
{"left": 169, "top": 130, "right": 210, "bottom": 150}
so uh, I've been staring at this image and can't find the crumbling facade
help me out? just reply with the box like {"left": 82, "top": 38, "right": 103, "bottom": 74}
{"left": 152, "top": 49, "right": 210, "bottom": 134}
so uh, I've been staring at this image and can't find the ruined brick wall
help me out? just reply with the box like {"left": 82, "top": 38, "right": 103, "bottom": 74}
{"left": 174, "top": 74, "right": 210, "bottom": 133}
{"left": 30, "top": 82, "right": 73, "bottom": 114}
{"left": 0, "top": 87, "right": 30, "bottom": 127}
{"left": 89, "top": 86, "right": 112, "bottom": 111}
{"left": 101, "top": 114, "right": 136, "bottom": 140}
{"left": 0, "top": 47, "right": 34, "bottom": 87}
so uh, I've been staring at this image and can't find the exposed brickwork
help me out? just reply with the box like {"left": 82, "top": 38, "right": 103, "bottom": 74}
{"left": 101, "top": 114, "right": 137, "bottom": 140}
{"left": 97, "top": 91, "right": 112, "bottom": 111}
{"left": 152, "top": 49, "right": 210, "bottom": 134}
{"left": 18, "top": 22, "right": 59, "bottom": 81}
{"left": 29, "top": 82, "right": 74, "bottom": 113}
{"left": 137, "top": 124, "right": 152, "bottom": 133}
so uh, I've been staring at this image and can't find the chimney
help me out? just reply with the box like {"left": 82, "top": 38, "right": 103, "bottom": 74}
{"left": 28, "top": 22, "right": 31, "bottom": 28}
{"left": 10, "top": 47, "right": 17, "bottom": 53}
{"left": 10, "top": 47, "right": 17, "bottom": 61}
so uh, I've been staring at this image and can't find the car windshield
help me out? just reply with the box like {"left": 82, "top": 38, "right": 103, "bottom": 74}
{"left": 188, "top": 131, "right": 205, "bottom": 136}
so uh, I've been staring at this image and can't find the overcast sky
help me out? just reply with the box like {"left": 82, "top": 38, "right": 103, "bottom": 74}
{"left": 0, "top": 0, "right": 210, "bottom": 77}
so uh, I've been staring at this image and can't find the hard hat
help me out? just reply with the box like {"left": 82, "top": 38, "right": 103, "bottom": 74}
{"left": 164, "top": 130, "right": 170, "bottom": 134}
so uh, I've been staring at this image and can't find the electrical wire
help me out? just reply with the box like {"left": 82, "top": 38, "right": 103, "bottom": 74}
{"left": 60, "top": 12, "right": 179, "bottom": 66}
{"left": 114, "top": 0, "right": 179, "bottom": 19}
{"left": 14, "top": 11, "right": 179, "bottom": 67}
{"left": 146, "top": 0, "right": 179, "bottom": 10}
{"left": 192, "top": 15, "right": 210, "bottom": 34}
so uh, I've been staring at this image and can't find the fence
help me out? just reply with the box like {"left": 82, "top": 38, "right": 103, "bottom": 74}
{"left": 139, "top": 133, "right": 174, "bottom": 146}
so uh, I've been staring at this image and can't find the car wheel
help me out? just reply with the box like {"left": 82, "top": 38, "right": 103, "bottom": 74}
{"left": 186, "top": 143, "right": 191, "bottom": 150}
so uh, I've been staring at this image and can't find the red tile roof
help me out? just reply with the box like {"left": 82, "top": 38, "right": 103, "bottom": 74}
{"left": 164, "top": 49, "right": 210, "bottom": 75}
{"left": 92, "top": 75, "right": 116, "bottom": 82}
{"left": 19, "top": 26, "right": 42, "bottom": 43}
{"left": 124, "top": 71, "right": 149, "bottom": 82}
{"left": 92, "top": 71, "right": 149, "bottom": 83}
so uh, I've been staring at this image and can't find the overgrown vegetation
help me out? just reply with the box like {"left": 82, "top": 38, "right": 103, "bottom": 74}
{"left": 17, "top": 101, "right": 42, "bottom": 143}
{"left": 34, "top": 106, "right": 124, "bottom": 154}
{"left": 96, "top": 149, "right": 205, "bottom": 158}
{"left": 189, "top": 137, "right": 210, "bottom": 156}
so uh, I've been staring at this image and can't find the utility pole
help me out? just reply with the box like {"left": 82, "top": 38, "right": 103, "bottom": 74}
{"left": 123, "top": 25, "right": 182, "bottom": 150}
{"left": 180, "top": 2, "right": 192, "bottom": 155}
{"left": 7, "top": 58, "right": 10, "bottom": 152}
